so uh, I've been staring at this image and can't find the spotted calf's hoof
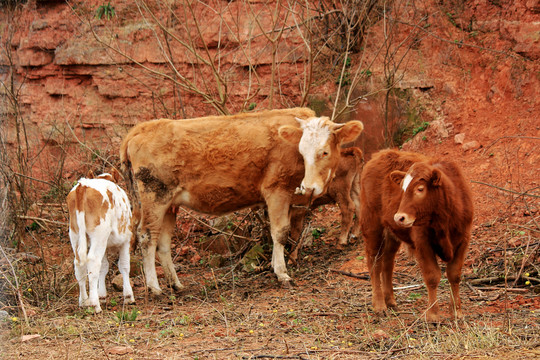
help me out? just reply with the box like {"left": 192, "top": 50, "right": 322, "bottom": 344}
{"left": 124, "top": 295, "right": 135, "bottom": 304}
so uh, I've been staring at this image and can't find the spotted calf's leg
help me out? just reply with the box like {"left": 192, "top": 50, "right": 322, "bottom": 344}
{"left": 157, "top": 208, "right": 184, "bottom": 292}
{"left": 69, "top": 229, "right": 88, "bottom": 307}
{"left": 118, "top": 239, "right": 135, "bottom": 304}
{"left": 98, "top": 253, "right": 109, "bottom": 300}
{"left": 86, "top": 232, "right": 109, "bottom": 313}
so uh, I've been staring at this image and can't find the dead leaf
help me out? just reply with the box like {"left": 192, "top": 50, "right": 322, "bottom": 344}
{"left": 106, "top": 346, "right": 133, "bottom": 355}
{"left": 21, "top": 334, "right": 41, "bottom": 342}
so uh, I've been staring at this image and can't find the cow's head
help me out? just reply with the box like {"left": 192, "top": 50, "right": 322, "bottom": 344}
{"left": 88, "top": 168, "right": 121, "bottom": 183}
{"left": 279, "top": 116, "right": 364, "bottom": 197}
{"left": 390, "top": 162, "right": 443, "bottom": 228}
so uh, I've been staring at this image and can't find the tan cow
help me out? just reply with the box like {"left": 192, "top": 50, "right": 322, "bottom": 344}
{"left": 66, "top": 170, "right": 135, "bottom": 313}
{"left": 288, "top": 147, "right": 363, "bottom": 260}
{"left": 120, "top": 108, "right": 363, "bottom": 295}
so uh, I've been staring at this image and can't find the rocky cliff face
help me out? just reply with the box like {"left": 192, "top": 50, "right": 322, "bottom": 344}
{"left": 1, "top": 0, "right": 539, "bottom": 180}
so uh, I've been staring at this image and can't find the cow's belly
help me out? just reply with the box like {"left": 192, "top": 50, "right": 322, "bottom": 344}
{"left": 173, "top": 184, "right": 265, "bottom": 215}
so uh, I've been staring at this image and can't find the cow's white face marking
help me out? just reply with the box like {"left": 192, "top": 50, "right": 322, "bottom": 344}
{"left": 402, "top": 173, "right": 413, "bottom": 192}
{"left": 298, "top": 117, "right": 331, "bottom": 166}
{"left": 297, "top": 117, "right": 332, "bottom": 196}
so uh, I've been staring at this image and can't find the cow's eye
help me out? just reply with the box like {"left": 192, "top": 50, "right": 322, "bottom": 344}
{"left": 417, "top": 185, "right": 425, "bottom": 192}
{"left": 321, "top": 151, "right": 329, "bottom": 158}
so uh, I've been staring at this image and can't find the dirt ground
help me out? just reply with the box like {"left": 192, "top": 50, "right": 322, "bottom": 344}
{"left": 1, "top": 139, "right": 539, "bottom": 359}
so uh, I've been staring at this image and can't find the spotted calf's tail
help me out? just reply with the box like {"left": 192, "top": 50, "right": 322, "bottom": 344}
{"left": 72, "top": 186, "right": 88, "bottom": 265}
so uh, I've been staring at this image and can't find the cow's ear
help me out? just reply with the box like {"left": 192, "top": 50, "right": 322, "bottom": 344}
{"left": 389, "top": 170, "right": 406, "bottom": 185}
{"left": 279, "top": 125, "right": 303, "bottom": 144}
{"left": 86, "top": 170, "right": 95, "bottom": 179}
{"left": 430, "top": 169, "right": 442, "bottom": 187}
{"left": 111, "top": 168, "right": 121, "bottom": 183}
{"left": 335, "top": 121, "right": 364, "bottom": 144}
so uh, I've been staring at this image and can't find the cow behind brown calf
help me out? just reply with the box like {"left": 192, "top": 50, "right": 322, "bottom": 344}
{"left": 289, "top": 147, "right": 363, "bottom": 261}
{"left": 360, "top": 149, "right": 473, "bottom": 322}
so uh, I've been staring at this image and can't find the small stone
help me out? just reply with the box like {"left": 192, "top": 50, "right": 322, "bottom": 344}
{"left": 454, "top": 133, "right": 466, "bottom": 144}
{"left": 462, "top": 140, "right": 481, "bottom": 151}
{"left": 112, "top": 274, "right": 124, "bottom": 291}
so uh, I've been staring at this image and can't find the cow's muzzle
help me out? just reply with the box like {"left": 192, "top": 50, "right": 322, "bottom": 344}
{"left": 394, "top": 212, "right": 415, "bottom": 228}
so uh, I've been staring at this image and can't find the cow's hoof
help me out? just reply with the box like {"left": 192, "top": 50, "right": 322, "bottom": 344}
{"left": 172, "top": 283, "right": 185, "bottom": 292}
{"left": 280, "top": 278, "right": 295, "bottom": 289}
{"left": 124, "top": 295, "right": 135, "bottom": 304}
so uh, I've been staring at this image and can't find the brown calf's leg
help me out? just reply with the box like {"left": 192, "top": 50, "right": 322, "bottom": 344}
{"left": 381, "top": 232, "right": 401, "bottom": 309}
{"left": 446, "top": 236, "right": 470, "bottom": 319}
{"left": 364, "top": 226, "right": 387, "bottom": 314}
{"left": 413, "top": 240, "right": 441, "bottom": 322}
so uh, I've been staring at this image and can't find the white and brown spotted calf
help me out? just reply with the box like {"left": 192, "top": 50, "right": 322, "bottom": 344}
{"left": 67, "top": 169, "right": 135, "bottom": 313}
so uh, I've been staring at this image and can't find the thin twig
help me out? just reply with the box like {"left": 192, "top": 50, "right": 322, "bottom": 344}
{"left": 471, "top": 181, "right": 540, "bottom": 199}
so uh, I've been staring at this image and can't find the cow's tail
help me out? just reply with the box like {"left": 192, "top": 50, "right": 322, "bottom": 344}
{"left": 120, "top": 134, "right": 141, "bottom": 252}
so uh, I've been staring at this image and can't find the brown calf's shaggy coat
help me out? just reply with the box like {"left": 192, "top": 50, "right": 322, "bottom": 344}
{"left": 360, "top": 149, "right": 473, "bottom": 322}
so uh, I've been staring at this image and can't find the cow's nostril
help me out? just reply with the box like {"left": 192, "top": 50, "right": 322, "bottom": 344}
{"left": 398, "top": 216, "right": 405, "bottom": 223}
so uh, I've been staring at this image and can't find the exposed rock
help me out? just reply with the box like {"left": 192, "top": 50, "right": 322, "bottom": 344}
{"left": 462, "top": 140, "right": 481, "bottom": 151}
{"left": 454, "top": 133, "right": 466, "bottom": 144}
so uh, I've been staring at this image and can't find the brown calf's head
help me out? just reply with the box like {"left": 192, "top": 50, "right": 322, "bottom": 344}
{"left": 390, "top": 162, "right": 443, "bottom": 228}
{"left": 279, "top": 117, "right": 363, "bottom": 197}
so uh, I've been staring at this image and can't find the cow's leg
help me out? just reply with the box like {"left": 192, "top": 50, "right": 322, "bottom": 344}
{"left": 364, "top": 225, "right": 386, "bottom": 314}
{"left": 335, "top": 191, "right": 355, "bottom": 247}
{"left": 381, "top": 231, "right": 401, "bottom": 309}
{"left": 157, "top": 208, "right": 184, "bottom": 292}
{"left": 138, "top": 198, "right": 166, "bottom": 296}
{"left": 98, "top": 253, "right": 109, "bottom": 300}
{"left": 265, "top": 193, "right": 292, "bottom": 285}
{"left": 349, "top": 179, "right": 362, "bottom": 241}
{"left": 118, "top": 240, "right": 135, "bottom": 304}
{"left": 412, "top": 228, "right": 440, "bottom": 322}
{"left": 446, "top": 235, "right": 470, "bottom": 319}
{"left": 288, "top": 207, "right": 307, "bottom": 265}
{"left": 70, "top": 230, "right": 88, "bottom": 307}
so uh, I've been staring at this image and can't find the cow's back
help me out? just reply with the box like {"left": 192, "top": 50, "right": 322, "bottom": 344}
{"left": 120, "top": 108, "right": 316, "bottom": 214}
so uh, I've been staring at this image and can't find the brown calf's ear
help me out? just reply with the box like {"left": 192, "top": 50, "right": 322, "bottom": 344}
{"left": 430, "top": 168, "right": 442, "bottom": 187}
{"left": 335, "top": 121, "right": 364, "bottom": 144}
{"left": 279, "top": 125, "right": 303, "bottom": 145}
{"left": 389, "top": 170, "right": 406, "bottom": 185}
{"left": 86, "top": 170, "right": 95, "bottom": 179}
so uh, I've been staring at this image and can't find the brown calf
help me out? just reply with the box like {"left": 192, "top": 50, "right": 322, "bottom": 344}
{"left": 360, "top": 149, "right": 473, "bottom": 322}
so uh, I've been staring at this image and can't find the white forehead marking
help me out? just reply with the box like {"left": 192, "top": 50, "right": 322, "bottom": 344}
{"left": 402, "top": 173, "right": 413, "bottom": 192}
{"left": 298, "top": 117, "right": 331, "bottom": 165}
